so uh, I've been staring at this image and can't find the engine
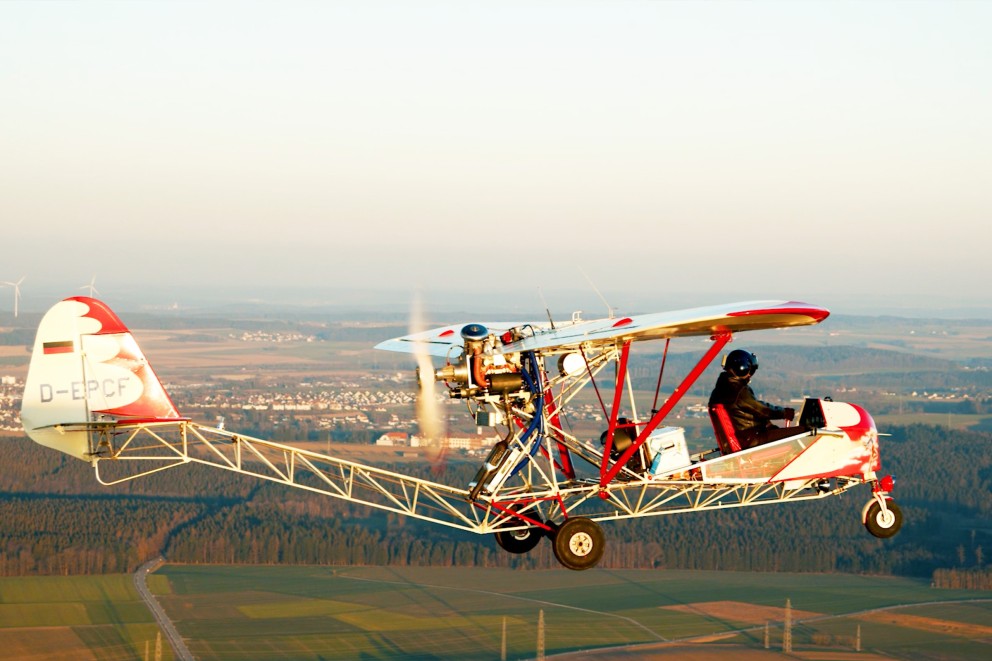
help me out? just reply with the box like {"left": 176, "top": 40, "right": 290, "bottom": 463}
{"left": 425, "top": 324, "right": 528, "bottom": 400}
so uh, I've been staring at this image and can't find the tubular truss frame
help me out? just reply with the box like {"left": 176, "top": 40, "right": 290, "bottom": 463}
{"left": 80, "top": 419, "right": 864, "bottom": 536}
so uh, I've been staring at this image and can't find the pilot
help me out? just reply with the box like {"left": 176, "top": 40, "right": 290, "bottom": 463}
{"left": 708, "top": 349, "right": 797, "bottom": 449}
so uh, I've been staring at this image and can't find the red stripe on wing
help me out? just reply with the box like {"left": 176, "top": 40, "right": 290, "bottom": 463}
{"left": 728, "top": 302, "right": 830, "bottom": 322}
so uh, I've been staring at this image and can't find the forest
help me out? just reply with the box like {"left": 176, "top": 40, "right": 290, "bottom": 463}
{"left": 0, "top": 421, "right": 989, "bottom": 584}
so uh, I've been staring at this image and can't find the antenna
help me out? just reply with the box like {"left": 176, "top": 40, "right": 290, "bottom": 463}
{"left": 1, "top": 276, "right": 25, "bottom": 318}
{"left": 537, "top": 287, "right": 555, "bottom": 329}
{"left": 580, "top": 270, "right": 615, "bottom": 319}
{"left": 81, "top": 275, "right": 99, "bottom": 298}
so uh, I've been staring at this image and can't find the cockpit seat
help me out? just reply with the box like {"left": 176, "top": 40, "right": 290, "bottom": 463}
{"left": 709, "top": 404, "right": 742, "bottom": 455}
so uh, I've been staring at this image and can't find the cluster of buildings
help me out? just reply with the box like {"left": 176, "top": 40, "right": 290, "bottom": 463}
{"left": 375, "top": 431, "right": 498, "bottom": 453}
{"left": 0, "top": 373, "right": 690, "bottom": 440}
{"left": 183, "top": 386, "right": 416, "bottom": 414}
{"left": 230, "top": 330, "right": 320, "bottom": 343}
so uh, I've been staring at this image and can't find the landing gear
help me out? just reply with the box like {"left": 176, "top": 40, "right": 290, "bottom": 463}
{"left": 551, "top": 517, "right": 605, "bottom": 570}
{"left": 863, "top": 498, "right": 903, "bottom": 538}
{"left": 494, "top": 525, "right": 544, "bottom": 554}
{"left": 492, "top": 516, "right": 607, "bottom": 570}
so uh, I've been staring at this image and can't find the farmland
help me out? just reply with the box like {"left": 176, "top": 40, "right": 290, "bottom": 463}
{"left": 0, "top": 573, "right": 169, "bottom": 660}
{"left": 2, "top": 566, "right": 989, "bottom": 660}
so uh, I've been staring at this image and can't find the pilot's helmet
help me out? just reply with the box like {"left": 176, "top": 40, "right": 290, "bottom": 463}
{"left": 723, "top": 349, "right": 758, "bottom": 378}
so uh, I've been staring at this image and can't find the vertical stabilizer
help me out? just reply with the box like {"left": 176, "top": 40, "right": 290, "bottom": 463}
{"left": 21, "top": 296, "right": 182, "bottom": 461}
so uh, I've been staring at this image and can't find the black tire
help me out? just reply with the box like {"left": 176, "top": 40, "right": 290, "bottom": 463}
{"left": 864, "top": 499, "right": 903, "bottom": 538}
{"left": 494, "top": 526, "right": 543, "bottom": 554}
{"left": 551, "top": 517, "right": 605, "bottom": 570}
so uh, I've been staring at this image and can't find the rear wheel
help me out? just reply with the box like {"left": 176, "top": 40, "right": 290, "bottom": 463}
{"left": 864, "top": 499, "right": 903, "bottom": 538}
{"left": 552, "top": 517, "right": 605, "bottom": 570}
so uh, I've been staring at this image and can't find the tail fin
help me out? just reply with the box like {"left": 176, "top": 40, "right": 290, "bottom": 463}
{"left": 21, "top": 296, "right": 182, "bottom": 461}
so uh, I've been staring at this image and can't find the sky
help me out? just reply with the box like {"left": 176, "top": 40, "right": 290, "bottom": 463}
{"left": 2, "top": 1, "right": 991, "bottom": 316}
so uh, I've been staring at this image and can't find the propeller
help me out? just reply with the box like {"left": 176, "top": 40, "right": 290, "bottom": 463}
{"left": 410, "top": 294, "right": 447, "bottom": 474}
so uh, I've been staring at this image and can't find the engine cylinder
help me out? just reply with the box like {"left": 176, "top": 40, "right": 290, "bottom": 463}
{"left": 487, "top": 372, "right": 524, "bottom": 394}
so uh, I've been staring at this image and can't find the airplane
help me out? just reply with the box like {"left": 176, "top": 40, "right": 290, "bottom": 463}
{"left": 20, "top": 296, "right": 901, "bottom": 571}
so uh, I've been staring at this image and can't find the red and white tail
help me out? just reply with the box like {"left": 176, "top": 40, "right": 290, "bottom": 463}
{"left": 21, "top": 296, "right": 182, "bottom": 461}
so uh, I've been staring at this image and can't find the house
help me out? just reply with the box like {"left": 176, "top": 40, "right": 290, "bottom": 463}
{"left": 376, "top": 432, "right": 409, "bottom": 447}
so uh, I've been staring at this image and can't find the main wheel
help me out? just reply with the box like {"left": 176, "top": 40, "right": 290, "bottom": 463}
{"left": 552, "top": 517, "right": 605, "bottom": 570}
{"left": 864, "top": 499, "right": 903, "bottom": 538}
{"left": 494, "top": 526, "right": 544, "bottom": 554}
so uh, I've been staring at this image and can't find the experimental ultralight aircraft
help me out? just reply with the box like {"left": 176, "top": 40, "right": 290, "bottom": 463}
{"left": 21, "top": 296, "right": 901, "bottom": 571}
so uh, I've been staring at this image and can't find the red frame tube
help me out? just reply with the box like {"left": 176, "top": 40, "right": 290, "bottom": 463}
{"left": 481, "top": 495, "right": 566, "bottom": 531}
{"left": 599, "top": 333, "right": 731, "bottom": 489}
{"left": 599, "top": 341, "right": 632, "bottom": 479}
{"left": 543, "top": 386, "right": 575, "bottom": 479}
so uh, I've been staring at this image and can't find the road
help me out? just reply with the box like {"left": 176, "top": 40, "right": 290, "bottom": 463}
{"left": 134, "top": 557, "right": 195, "bottom": 661}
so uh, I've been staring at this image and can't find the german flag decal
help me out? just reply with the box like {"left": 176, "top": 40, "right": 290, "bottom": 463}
{"left": 43, "top": 340, "right": 74, "bottom": 355}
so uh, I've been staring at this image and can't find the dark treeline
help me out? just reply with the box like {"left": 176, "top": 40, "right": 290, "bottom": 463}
{"left": 933, "top": 568, "right": 992, "bottom": 590}
{"left": 0, "top": 496, "right": 204, "bottom": 576}
{"left": 0, "top": 421, "right": 990, "bottom": 583}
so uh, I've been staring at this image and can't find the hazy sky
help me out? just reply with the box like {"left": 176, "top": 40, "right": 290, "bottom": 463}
{"left": 2, "top": 1, "right": 990, "bottom": 314}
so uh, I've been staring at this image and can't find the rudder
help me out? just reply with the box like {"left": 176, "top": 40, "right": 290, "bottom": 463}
{"left": 21, "top": 296, "right": 182, "bottom": 461}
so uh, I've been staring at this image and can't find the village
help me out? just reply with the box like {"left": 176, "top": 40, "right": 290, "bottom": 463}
{"left": 2, "top": 365, "right": 987, "bottom": 448}
{"left": 0, "top": 371, "right": 605, "bottom": 456}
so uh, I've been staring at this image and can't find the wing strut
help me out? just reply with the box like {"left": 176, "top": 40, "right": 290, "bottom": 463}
{"left": 651, "top": 338, "right": 671, "bottom": 413}
{"left": 599, "top": 333, "right": 732, "bottom": 492}
{"left": 599, "top": 341, "right": 632, "bottom": 480}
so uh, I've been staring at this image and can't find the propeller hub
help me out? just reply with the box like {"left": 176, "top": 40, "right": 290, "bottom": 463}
{"left": 417, "top": 365, "right": 439, "bottom": 386}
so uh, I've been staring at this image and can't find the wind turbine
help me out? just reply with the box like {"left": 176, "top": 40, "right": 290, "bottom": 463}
{"left": 81, "top": 275, "right": 99, "bottom": 298}
{"left": 2, "top": 276, "right": 25, "bottom": 318}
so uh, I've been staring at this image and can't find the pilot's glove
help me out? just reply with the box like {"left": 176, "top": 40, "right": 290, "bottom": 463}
{"left": 783, "top": 407, "right": 795, "bottom": 422}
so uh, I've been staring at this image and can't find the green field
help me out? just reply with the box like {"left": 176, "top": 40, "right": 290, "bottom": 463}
{"left": 0, "top": 573, "right": 170, "bottom": 660}
{"left": 0, "top": 565, "right": 990, "bottom": 660}
{"left": 152, "top": 565, "right": 990, "bottom": 660}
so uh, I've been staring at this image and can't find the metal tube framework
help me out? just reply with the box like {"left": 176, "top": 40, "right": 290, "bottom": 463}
{"left": 80, "top": 417, "right": 867, "bottom": 536}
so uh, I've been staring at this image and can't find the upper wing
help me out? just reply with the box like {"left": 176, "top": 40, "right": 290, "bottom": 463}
{"left": 374, "top": 321, "right": 536, "bottom": 358}
{"left": 375, "top": 300, "right": 829, "bottom": 357}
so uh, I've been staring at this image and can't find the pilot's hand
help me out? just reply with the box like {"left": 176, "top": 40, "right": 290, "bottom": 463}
{"left": 783, "top": 407, "right": 795, "bottom": 422}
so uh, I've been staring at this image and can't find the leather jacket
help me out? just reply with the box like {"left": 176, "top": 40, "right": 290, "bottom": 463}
{"left": 708, "top": 371, "right": 788, "bottom": 435}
